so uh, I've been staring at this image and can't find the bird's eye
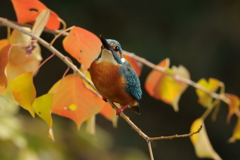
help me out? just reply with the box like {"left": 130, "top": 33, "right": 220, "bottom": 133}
{"left": 114, "top": 46, "right": 119, "bottom": 51}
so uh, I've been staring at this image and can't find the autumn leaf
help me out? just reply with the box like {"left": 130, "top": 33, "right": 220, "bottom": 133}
{"left": 228, "top": 117, "right": 240, "bottom": 143}
{"left": 49, "top": 73, "right": 105, "bottom": 129}
{"left": 145, "top": 58, "right": 190, "bottom": 112}
{"left": 32, "top": 93, "right": 54, "bottom": 140}
{"left": 11, "top": 0, "right": 60, "bottom": 30}
{"left": 100, "top": 103, "right": 118, "bottom": 127}
{"left": 6, "top": 27, "right": 42, "bottom": 82}
{"left": 0, "top": 86, "right": 5, "bottom": 94}
{"left": 0, "top": 39, "right": 9, "bottom": 86}
{"left": 32, "top": 9, "right": 50, "bottom": 37}
{"left": 9, "top": 72, "right": 36, "bottom": 117}
{"left": 122, "top": 51, "right": 142, "bottom": 77}
{"left": 145, "top": 58, "right": 170, "bottom": 98}
{"left": 196, "top": 78, "right": 221, "bottom": 108}
{"left": 0, "top": 39, "right": 8, "bottom": 48}
{"left": 86, "top": 115, "right": 96, "bottom": 135}
{"left": 63, "top": 26, "right": 102, "bottom": 70}
{"left": 225, "top": 94, "right": 239, "bottom": 122}
{"left": 190, "top": 118, "right": 222, "bottom": 160}
{"left": 0, "top": 44, "right": 11, "bottom": 86}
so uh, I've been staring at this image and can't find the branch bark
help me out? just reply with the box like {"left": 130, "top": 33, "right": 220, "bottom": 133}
{"left": 0, "top": 17, "right": 203, "bottom": 160}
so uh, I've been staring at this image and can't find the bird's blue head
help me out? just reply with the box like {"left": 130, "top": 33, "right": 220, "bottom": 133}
{"left": 97, "top": 35, "right": 123, "bottom": 64}
{"left": 106, "top": 39, "right": 123, "bottom": 56}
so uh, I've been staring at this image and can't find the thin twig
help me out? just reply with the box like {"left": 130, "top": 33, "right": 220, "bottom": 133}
{"left": 0, "top": 20, "right": 231, "bottom": 104}
{"left": 149, "top": 125, "right": 202, "bottom": 141}
{"left": 123, "top": 52, "right": 230, "bottom": 104}
{"left": 0, "top": 18, "right": 203, "bottom": 160}
{"left": 147, "top": 141, "right": 154, "bottom": 160}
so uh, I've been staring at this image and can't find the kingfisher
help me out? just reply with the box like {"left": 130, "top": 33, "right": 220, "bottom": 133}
{"left": 90, "top": 35, "right": 142, "bottom": 115}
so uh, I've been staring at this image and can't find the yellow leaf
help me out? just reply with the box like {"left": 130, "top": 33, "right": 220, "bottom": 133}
{"left": 196, "top": 78, "right": 220, "bottom": 107}
{"left": 145, "top": 59, "right": 190, "bottom": 112}
{"left": 9, "top": 72, "right": 36, "bottom": 117}
{"left": 86, "top": 115, "right": 96, "bottom": 135}
{"left": 32, "top": 93, "right": 54, "bottom": 140}
{"left": 7, "top": 27, "right": 42, "bottom": 82}
{"left": 190, "top": 118, "right": 222, "bottom": 160}
{"left": 32, "top": 9, "right": 50, "bottom": 37}
{"left": 228, "top": 117, "right": 240, "bottom": 143}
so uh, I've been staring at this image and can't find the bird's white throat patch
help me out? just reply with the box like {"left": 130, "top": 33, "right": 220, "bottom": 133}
{"left": 97, "top": 49, "right": 118, "bottom": 65}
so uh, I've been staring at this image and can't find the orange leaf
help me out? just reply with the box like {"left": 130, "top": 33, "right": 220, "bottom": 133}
{"left": 145, "top": 58, "right": 190, "bottom": 111}
{"left": 7, "top": 28, "right": 42, "bottom": 82}
{"left": 11, "top": 0, "right": 60, "bottom": 30}
{"left": 48, "top": 73, "right": 105, "bottom": 129}
{"left": 0, "top": 44, "right": 11, "bottom": 86}
{"left": 0, "top": 39, "right": 8, "bottom": 48}
{"left": 196, "top": 78, "right": 220, "bottom": 107}
{"left": 190, "top": 118, "right": 222, "bottom": 160}
{"left": 228, "top": 117, "right": 240, "bottom": 143}
{"left": 145, "top": 58, "right": 170, "bottom": 98}
{"left": 9, "top": 72, "right": 36, "bottom": 117}
{"left": 99, "top": 103, "right": 118, "bottom": 127}
{"left": 122, "top": 51, "right": 142, "bottom": 77}
{"left": 63, "top": 26, "right": 102, "bottom": 70}
{"left": 0, "top": 86, "right": 5, "bottom": 94}
{"left": 225, "top": 93, "right": 239, "bottom": 122}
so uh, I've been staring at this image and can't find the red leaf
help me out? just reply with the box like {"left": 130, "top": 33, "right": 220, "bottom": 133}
{"left": 11, "top": 0, "right": 60, "bottom": 30}
{"left": 63, "top": 27, "right": 102, "bottom": 70}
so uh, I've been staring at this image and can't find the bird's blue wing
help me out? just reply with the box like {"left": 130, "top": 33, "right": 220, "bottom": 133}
{"left": 119, "top": 60, "right": 142, "bottom": 101}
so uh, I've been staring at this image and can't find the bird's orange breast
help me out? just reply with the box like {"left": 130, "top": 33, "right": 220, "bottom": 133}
{"left": 90, "top": 61, "right": 137, "bottom": 106}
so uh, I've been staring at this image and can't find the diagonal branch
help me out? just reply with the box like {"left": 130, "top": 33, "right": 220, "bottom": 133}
{"left": 0, "top": 20, "right": 230, "bottom": 104}
{"left": 0, "top": 18, "right": 202, "bottom": 160}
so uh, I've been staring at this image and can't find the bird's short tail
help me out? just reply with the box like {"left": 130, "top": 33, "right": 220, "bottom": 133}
{"left": 130, "top": 105, "right": 140, "bottom": 115}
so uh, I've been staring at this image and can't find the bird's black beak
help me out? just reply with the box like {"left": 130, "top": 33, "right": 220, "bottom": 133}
{"left": 99, "top": 35, "right": 112, "bottom": 50}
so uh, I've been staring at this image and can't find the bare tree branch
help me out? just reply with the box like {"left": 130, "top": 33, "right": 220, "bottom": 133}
{"left": 0, "top": 17, "right": 202, "bottom": 160}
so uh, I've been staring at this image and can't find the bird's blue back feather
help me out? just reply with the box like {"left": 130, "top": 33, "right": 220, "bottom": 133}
{"left": 119, "top": 60, "right": 142, "bottom": 101}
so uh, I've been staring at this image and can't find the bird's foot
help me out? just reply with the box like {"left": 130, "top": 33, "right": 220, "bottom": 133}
{"left": 102, "top": 97, "right": 107, "bottom": 102}
{"left": 116, "top": 106, "right": 128, "bottom": 116}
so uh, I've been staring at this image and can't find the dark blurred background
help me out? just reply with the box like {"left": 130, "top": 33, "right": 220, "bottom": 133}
{"left": 0, "top": 0, "right": 240, "bottom": 160}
